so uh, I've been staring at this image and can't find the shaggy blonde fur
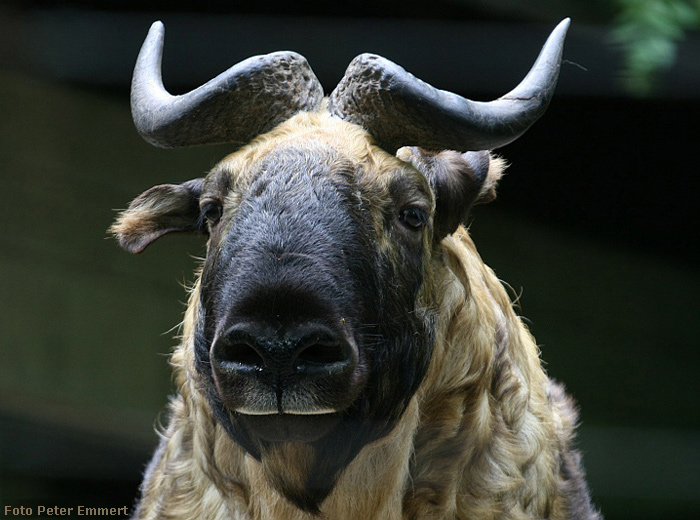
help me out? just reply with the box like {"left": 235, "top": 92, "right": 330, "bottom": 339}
{"left": 124, "top": 112, "right": 598, "bottom": 520}
{"left": 134, "top": 233, "right": 590, "bottom": 520}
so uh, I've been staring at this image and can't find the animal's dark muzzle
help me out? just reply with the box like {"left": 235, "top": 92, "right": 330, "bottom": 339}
{"left": 210, "top": 318, "right": 365, "bottom": 442}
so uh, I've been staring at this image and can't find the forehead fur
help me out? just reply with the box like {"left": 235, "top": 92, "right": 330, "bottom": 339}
{"left": 209, "top": 111, "right": 413, "bottom": 187}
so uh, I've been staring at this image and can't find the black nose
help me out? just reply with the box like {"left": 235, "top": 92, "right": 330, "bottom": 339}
{"left": 212, "top": 322, "right": 355, "bottom": 379}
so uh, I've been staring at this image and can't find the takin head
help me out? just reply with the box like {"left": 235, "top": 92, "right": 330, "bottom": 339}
{"left": 112, "top": 19, "right": 569, "bottom": 513}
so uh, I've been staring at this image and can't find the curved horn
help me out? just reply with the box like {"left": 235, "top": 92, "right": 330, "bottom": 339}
{"left": 131, "top": 21, "right": 324, "bottom": 148}
{"left": 328, "top": 18, "right": 570, "bottom": 153}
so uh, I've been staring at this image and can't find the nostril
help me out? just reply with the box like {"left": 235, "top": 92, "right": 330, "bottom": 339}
{"left": 297, "top": 342, "right": 346, "bottom": 366}
{"left": 294, "top": 335, "right": 353, "bottom": 373}
{"left": 213, "top": 336, "right": 265, "bottom": 372}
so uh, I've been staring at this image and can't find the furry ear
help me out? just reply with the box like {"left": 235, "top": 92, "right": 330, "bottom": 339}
{"left": 110, "top": 178, "right": 204, "bottom": 253}
{"left": 397, "top": 147, "right": 505, "bottom": 240}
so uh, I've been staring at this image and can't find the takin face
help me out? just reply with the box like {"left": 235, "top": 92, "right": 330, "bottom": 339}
{"left": 113, "top": 113, "right": 503, "bottom": 510}
{"left": 112, "top": 18, "right": 572, "bottom": 515}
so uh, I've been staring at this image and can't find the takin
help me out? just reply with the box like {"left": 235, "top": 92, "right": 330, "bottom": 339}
{"left": 112, "top": 18, "right": 601, "bottom": 520}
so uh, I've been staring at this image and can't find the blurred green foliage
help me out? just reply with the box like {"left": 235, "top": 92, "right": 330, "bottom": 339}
{"left": 612, "top": 0, "right": 699, "bottom": 95}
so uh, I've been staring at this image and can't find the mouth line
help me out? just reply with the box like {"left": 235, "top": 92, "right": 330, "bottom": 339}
{"left": 236, "top": 407, "right": 338, "bottom": 416}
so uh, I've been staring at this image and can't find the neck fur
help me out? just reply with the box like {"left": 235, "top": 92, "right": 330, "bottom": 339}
{"left": 137, "top": 227, "right": 561, "bottom": 519}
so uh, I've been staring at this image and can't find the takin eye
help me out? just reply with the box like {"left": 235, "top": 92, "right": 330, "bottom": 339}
{"left": 201, "top": 201, "right": 223, "bottom": 227}
{"left": 399, "top": 206, "right": 428, "bottom": 231}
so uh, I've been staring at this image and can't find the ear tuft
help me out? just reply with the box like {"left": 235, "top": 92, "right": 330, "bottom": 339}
{"left": 110, "top": 178, "right": 204, "bottom": 254}
{"left": 474, "top": 155, "right": 506, "bottom": 205}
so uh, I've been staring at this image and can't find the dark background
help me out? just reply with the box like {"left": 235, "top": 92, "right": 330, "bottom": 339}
{"left": 1, "top": 1, "right": 698, "bottom": 518}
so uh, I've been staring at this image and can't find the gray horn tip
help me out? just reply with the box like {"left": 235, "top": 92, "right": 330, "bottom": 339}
{"left": 149, "top": 20, "right": 165, "bottom": 34}
{"left": 541, "top": 17, "right": 571, "bottom": 64}
{"left": 549, "top": 18, "right": 571, "bottom": 56}
{"left": 552, "top": 18, "right": 571, "bottom": 44}
{"left": 139, "top": 21, "right": 165, "bottom": 60}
